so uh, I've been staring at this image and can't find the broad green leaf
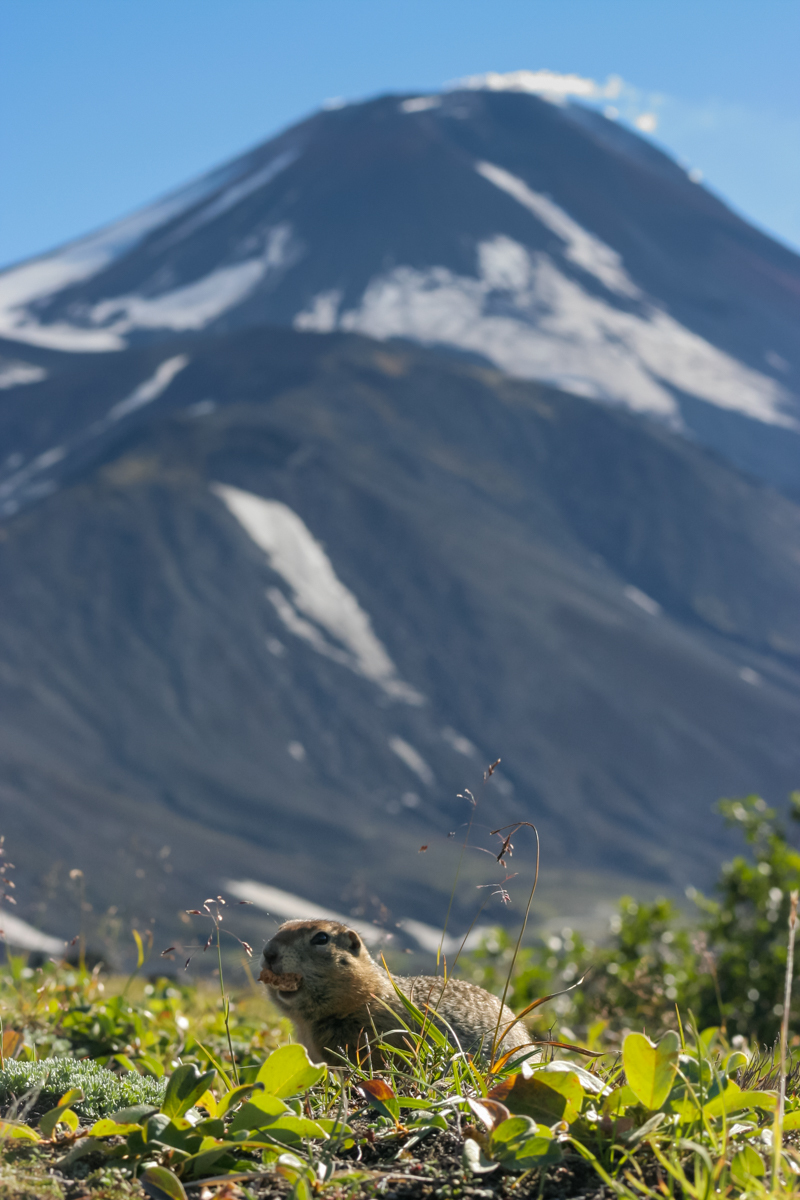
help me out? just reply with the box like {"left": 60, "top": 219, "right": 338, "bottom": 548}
{"left": 463, "top": 1137, "right": 500, "bottom": 1175}
{"left": 90, "top": 1119, "right": 144, "bottom": 1137}
{"left": 621, "top": 1112, "right": 665, "bottom": 1145}
{"left": 256, "top": 1044, "right": 326, "bottom": 1098}
{"left": 704, "top": 1087, "right": 776, "bottom": 1118}
{"left": 276, "top": 1152, "right": 316, "bottom": 1200}
{"left": 603, "top": 1085, "right": 639, "bottom": 1116}
{"left": 315, "top": 1118, "right": 354, "bottom": 1137}
{"left": 489, "top": 1072, "right": 582, "bottom": 1125}
{"left": 674, "top": 1083, "right": 776, "bottom": 1122}
{"left": 0, "top": 1120, "right": 41, "bottom": 1142}
{"left": 534, "top": 1060, "right": 609, "bottom": 1096}
{"left": 161, "top": 1063, "right": 217, "bottom": 1119}
{"left": 255, "top": 1114, "right": 328, "bottom": 1141}
{"left": 490, "top": 1115, "right": 542, "bottom": 1147}
{"left": 216, "top": 1082, "right": 257, "bottom": 1116}
{"left": 731, "top": 1145, "right": 765, "bottom": 1184}
{"left": 140, "top": 1166, "right": 188, "bottom": 1200}
{"left": 179, "top": 1143, "right": 237, "bottom": 1179}
{"left": 195, "top": 1089, "right": 216, "bottom": 1117}
{"left": 40, "top": 1089, "right": 83, "bottom": 1138}
{"left": 55, "top": 1137, "right": 107, "bottom": 1168}
{"left": 623, "top": 1031, "right": 680, "bottom": 1110}
{"left": 724, "top": 1051, "right": 749, "bottom": 1073}
{"left": 490, "top": 1116, "right": 560, "bottom": 1171}
{"left": 227, "top": 1095, "right": 292, "bottom": 1135}
{"left": 782, "top": 1109, "right": 800, "bottom": 1131}
{"left": 145, "top": 1113, "right": 200, "bottom": 1153}
{"left": 194, "top": 1118, "right": 225, "bottom": 1138}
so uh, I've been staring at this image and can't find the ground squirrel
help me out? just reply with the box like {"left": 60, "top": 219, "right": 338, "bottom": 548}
{"left": 259, "top": 918, "right": 530, "bottom": 1066}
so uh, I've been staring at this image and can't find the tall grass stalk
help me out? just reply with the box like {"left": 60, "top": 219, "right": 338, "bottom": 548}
{"left": 437, "top": 786, "right": 479, "bottom": 971}
{"left": 772, "top": 889, "right": 798, "bottom": 1189}
{"left": 488, "top": 820, "right": 539, "bottom": 1064}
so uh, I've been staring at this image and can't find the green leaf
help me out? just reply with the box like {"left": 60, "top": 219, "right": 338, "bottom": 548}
{"left": 490, "top": 1069, "right": 584, "bottom": 1124}
{"left": 254, "top": 1114, "right": 328, "bottom": 1142}
{"left": 704, "top": 1086, "right": 776, "bottom": 1118}
{"left": 490, "top": 1116, "right": 561, "bottom": 1171}
{"left": 623, "top": 1031, "right": 680, "bottom": 1110}
{"left": 40, "top": 1089, "right": 83, "bottom": 1138}
{"left": 315, "top": 1117, "right": 354, "bottom": 1137}
{"left": 673, "top": 1082, "right": 776, "bottom": 1122}
{"left": 140, "top": 1166, "right": 188, "bottom": 1200}
{"left": 216, "top": 1082, "right": 257, "bottom": 1116}
{"left": 90, "top": 1119, "right": 144, "bottom": 1137}
{"left": 463, "top": 1137, "right": 500, "bottom": 1175}
{"left": 276, "top": 1152, "right": 316, "bottom": 1200}
{"left": 145, "top": 1113, "right": 200, "bottom": 1153}
{"left": 160, "top": 1064, "right": 217, "bottom": 1119}
{"left": 182, "top": 1143, "right": 237, "bottom": 1179}
{"left": 602, "top": 1085, "right": 639, "bottom": 1116}
{"left": 256, "top": 1044, "right": 326, "bottom": 1098}
{"left": 782, "top": 1109, "right": 800, "bottom": 1131}
{"left": 227, "top": 1095, "right": 292, "bottom": 1135}
{"left": 0, "top": 1119, "right": 41, "bottom": 1142}
{"left": 731, "top": 1145, "right": 766, "bottom": 1184}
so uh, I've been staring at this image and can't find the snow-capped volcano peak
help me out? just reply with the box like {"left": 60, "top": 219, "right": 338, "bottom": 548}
{"left": 1, "top": 85, "right": 798, "bottom": 471}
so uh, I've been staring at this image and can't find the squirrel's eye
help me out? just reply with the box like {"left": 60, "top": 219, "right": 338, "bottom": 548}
{"left": 311, "top": 932, "right": 329, "bottom": 946}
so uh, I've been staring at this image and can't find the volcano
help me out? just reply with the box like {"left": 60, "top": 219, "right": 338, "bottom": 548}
{"left": 1, "top": 81, "right": 799, "bottom": 950}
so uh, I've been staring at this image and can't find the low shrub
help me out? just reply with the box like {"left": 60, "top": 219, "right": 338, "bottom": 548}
{"left": 0, "top": 1057, "right": 165, "bottom": 1120}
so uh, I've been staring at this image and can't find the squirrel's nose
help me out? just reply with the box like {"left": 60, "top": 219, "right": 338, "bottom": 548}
{"left": 263, "top": 947, "right": 278, "bottom": 969}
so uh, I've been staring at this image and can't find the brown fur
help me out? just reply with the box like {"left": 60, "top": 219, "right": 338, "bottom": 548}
{"left": 260, "top": 918, "right": 531, "bottom": 1066}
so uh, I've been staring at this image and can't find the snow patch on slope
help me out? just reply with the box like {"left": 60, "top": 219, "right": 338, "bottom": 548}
{"left": 90, "top": 226, "right": 295, "bottom": 336}
{"left": 107, "top": 355, "right": 190, "bottom": 421}
{"left": 389, "top": 736, "right": 435, "bottom": 785}
{"left": 294, "top": 289, "right": 342, "bottom": 332}
{"left": 0, "top": 165, "right": 243, "bottom": 351}
{"left": 212, "top": 483, "right": 424, "bottom": 704}
{"left": 224, "top": 881, "right": 387, "bottom": 945}
{"left": 0, "top": 359, "right": 47, "bottom": 389}
{"left": 338, "top": 231, "right": 792, "bottom": 427}
{"left": 476, "top": 162, "right": 638, "bottom": 298}
{"left": 0, "top": 910, "right": 64, "bottom": 954}
{"left": 162, "top": 151, "right": 299, "bottom": 245}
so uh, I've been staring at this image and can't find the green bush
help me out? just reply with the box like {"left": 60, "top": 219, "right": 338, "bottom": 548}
{"left": 462, "top": 790, "right": 800, "bottom": 1045}
{"left": 0, "top": 1057, "right": 165, "bottom": 1120}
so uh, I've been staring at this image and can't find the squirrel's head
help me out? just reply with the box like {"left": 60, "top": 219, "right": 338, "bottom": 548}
{"left": 259, "top": 919, "right": 370, "bottom": 1016}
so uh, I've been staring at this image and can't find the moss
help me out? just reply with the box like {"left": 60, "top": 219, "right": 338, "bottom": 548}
{"left": 0, "top": 1058, "right": 165, "bottom": 1121}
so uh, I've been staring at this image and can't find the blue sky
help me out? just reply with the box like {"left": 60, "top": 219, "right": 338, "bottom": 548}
{"left": 2, "top": 0, "right": 799, "bottom": 269}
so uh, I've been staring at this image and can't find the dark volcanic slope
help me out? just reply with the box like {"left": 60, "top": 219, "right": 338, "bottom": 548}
{"left": 2, "top": 87, "right": 799, "bottom": 493}
{"left": 1, "top": 327, "right": 799, "bottom": 941}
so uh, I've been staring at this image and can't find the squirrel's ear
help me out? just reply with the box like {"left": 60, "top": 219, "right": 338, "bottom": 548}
{"left": 345, "top": 929, "right": 362, "bottom": 954}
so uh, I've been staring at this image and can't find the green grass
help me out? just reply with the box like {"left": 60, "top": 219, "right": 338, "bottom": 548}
{"left": 1, "top": 954, "right": 799, "bottom": 1200}
{"left": 3, "top": 792, "right": 800, "bottom": 1197}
